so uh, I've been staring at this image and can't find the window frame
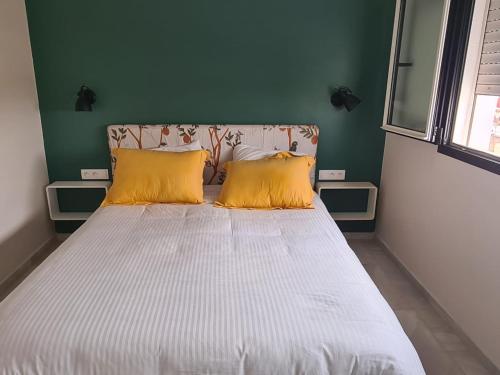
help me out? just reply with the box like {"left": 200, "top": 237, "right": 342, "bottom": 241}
{"left": 434, "top": 0, "right": 500, "bottom": 175}
{"left": 381, "top": 0, "right": 451, "bottom": 141}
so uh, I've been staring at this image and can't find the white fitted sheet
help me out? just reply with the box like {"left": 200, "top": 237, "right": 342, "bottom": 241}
{"left": 0, "top": 186, "right": 424, "bottom": 374}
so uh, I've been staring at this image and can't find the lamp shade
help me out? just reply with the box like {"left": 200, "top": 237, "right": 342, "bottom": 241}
{"left": 330, "top": 87, "right": 361, "bottom": 112}
{"left": 343, "top": 93, "right": 361, "bottom": 112}
{"left": 75, "top": 86, "right": 96, "bottom": 111}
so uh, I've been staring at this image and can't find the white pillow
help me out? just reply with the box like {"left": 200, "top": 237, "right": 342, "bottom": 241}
{"left": 152, "top": 140, "right": 202, "bottom": 152}
{"left": 233, "top": 144, "right": 304, "bottom": 161}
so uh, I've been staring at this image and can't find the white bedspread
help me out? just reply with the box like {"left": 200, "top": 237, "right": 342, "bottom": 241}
{"left": 0, "top": 186, "right": 424, "bottom": 374}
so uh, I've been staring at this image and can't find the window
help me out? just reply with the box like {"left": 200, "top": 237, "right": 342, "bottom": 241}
{"left": 435, "top": 0, "right": 500, "bottom": 174}
{"left": 453, "top": 95, "right": 500, "bottom": 157}
{"left": 382, "top": 0, "right": 500, "bottom": 173}
{"left": 382, "top": 0, "right": 449, "bottom": 141}
{"left": 448, "top": 0, "right": 500, "bottom": 158}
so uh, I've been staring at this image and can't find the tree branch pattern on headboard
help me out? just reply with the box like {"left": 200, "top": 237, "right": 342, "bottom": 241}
{"left": 107, "top": 124, "right": 319, "bottom": 185}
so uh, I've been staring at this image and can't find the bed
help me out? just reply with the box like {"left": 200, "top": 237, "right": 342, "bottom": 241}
{"left": 0, "top": 125, "right": 424, "bottom": 374}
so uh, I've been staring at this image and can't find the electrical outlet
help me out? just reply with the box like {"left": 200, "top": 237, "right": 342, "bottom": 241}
{"left": 319, "top": 169, "right": 346, "bottom": 181}
{"left": 81, "top": 169, "right": 109, "bottom": 180}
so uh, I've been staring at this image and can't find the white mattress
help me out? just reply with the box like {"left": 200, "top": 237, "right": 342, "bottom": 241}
{"left": 0, "top": 186, "right": 424, "bottom": 374}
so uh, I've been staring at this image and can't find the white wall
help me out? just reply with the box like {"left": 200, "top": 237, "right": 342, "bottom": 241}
{"left": 377, "top": 132, "right": 500, "bottom": 368}
{"left": 0, "top": 0, "right": 54, "bottom": 283}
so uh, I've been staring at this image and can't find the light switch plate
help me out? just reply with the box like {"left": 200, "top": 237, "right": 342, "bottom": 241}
{"left": 81, "top": 169, "right": 109, "bottom": 180}
{"left": 319, "top": 169, "right": 346, "bottom": 181}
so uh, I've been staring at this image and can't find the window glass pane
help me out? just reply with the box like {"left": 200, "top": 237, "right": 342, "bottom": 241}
{"left": 388, "top": 0, "right": 445, "bottom": 133}
{"left": 454, "top": 94, "right": 500, "bottom": 157}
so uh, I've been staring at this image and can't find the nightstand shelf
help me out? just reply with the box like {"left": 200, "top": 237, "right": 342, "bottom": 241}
{"left": 46, "top": 181, "right": 111, "bottom": 221}
{"left": 316, "top": 181, "right": 378, "bottom": 221}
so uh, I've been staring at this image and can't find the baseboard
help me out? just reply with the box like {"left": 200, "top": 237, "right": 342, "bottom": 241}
{"left": 376, "top": 235, "right": 500, "bottom": 375}
{"left": 343, "top": 232, "right": 375, "bottom": 240}
{"left": 0, "top": 236, "right": 58, "bottom": 298}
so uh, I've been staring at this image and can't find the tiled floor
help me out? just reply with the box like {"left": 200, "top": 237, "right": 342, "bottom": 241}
{"left": 0, "top": 237, "right": 496, "bottom": 374}
{"left": 348, "top": 238, "right": 496, "bottom": 375}
{"left": 0, "top": 238, "right": 62, "bottom": 302}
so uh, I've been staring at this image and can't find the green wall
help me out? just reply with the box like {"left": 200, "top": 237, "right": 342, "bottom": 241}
{"left": 25, "top": 0, "right": 395, "bottom": 232}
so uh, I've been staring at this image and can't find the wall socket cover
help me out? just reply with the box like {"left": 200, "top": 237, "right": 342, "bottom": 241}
{"left": 318, "top": 169, "right": 346, "bottom": 180}
{"left": 81, "top": 169, "right": 109, "bottom": 180}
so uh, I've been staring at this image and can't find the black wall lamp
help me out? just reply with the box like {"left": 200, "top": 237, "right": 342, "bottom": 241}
{"left": 75, "top": 85, "right": 96, "bottom": 111}
{"left": 330, "top": 86, "right": 361, "bottom": 112}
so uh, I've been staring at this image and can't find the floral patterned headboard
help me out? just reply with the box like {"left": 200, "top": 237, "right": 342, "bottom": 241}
{"left": 107, "top": 124, "right": 319, "bottom": 185}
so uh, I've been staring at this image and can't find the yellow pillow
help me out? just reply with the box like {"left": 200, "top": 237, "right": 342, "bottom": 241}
{"left": 102, "top": 148, "right": 210, "bottom": 206}
{"left": 215, "top": 155, "right": 315, "bottom": 209}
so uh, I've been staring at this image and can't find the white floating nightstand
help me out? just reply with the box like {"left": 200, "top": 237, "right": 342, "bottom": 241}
{"left": 316, "top": 181, "right": 378, "bottom": 221}
{"left": 46, "top": 181, "right": 111, "bottom": 221}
